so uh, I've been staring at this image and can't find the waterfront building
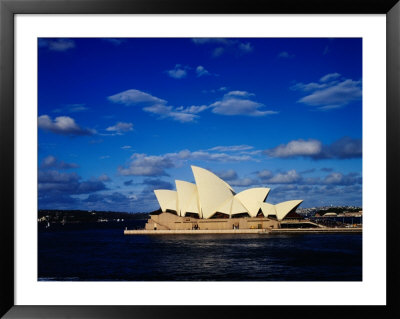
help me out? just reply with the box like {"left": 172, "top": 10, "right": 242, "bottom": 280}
{"left": 145, "top": 166, "right": 314, "bottom": 231}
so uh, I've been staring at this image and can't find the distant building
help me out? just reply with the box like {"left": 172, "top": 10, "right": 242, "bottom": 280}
{"left": 324, "top": 212, "right": 338, "bottom": 217}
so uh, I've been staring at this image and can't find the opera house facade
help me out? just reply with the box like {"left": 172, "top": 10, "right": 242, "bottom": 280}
{"left": 145, "top": 166, "right": 303, "bottom": 231}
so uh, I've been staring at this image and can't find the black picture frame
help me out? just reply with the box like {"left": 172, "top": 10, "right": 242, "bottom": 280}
{"left": 1, "top": 0, "right": 399, "bottom": 318}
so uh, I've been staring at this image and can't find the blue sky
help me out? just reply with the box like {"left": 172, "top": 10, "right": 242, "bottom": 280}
{"left": 38, "top": 38, "right": 362, "bottom": 212}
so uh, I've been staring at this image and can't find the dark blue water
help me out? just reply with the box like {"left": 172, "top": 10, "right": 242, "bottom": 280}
{"left": 38, "top": 221, "right": 362, "bottom": 281}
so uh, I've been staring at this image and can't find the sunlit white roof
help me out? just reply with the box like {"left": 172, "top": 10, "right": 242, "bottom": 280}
{"left": 192, "top": 165, "right": 234, "bottom": 219}
{"left": 275, "top": 200, "right": 303, "bottom": 220}
{"left": 235, "top": 188, "right": 270, "bottom": 217}
{"left": 154, "top": 166, "right": 302, "bottom": 219}
{"left": 154, "top": 190, "right": 177, "bottom": 213}
{"left": 260, "top": 200, "right": 303, "bottom": 221}
{"left": 175, "top": 180, "right": 201, "bottom": 218}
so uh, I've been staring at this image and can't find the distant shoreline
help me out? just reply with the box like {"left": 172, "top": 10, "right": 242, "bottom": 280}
{"left": 38, "top": 209, "right": 150, "bottom": 224}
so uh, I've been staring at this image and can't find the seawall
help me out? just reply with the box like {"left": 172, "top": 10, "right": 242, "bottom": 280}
{"left": 124, "top": 227, "right": 362, "bottom": 235}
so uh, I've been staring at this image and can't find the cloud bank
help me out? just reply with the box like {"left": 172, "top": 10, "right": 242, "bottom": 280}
{"left": 38, "top": 115, "right": 95, "bottom": 136}
{"left": 107, "top": 89, "right": 276, "bottom": 122}
{"left": 264, "top": 137, "right": 362, "bottom": 160}
{"left": 292, "top": 73, "right": 362, "bottom": 110}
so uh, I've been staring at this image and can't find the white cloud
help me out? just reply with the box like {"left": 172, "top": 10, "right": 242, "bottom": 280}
{"left": 182, "top": 150, "right": 252, "bottom": 162}
{"left": 108, "top": 89, "right": 201, "bottom": 123}
{"left": 320, "top": 72, "right": 341, "bottom": 82}
{"left": 318, "top": 104, "right": 344, "bottom": 111}
{"left": 292, "top": 74, "right": 361, "bottom": 110}
{"left": 209, "top": 91, "right": 276, "bottom": 116}
{"left": 299, "top": 79, "right": 361, "bottom": 108}
{"left": 290, "top": 82, "right": 328, "bottom": 92}
{"left": 142, "top": 103, "right": 171, "bottom": 115}
{"left": 109, "top": 88, "right": 276, "bottom": 122}
{"left": 106, "top": 122, "right": 133, "bottom": 134}
{"left": 143, "top": 104, "right": 199, "bottom": 123}
{"left": 216, "top": 170, "right": 262, "bottom": 187}
{"left": 267, "top": 170, "right": 302, "bottom": 184}
{"left": 118, "top": 148, "right": 256, "bottom": 177}
{"left": 225, "top": 91, "right": 255, "bottom": 98}
{"left": 230, "top": 178, "right": 257, "bottom": 187}
{"left": 38, "top": 115, "right": 95, "bottom": 136}
{"left": 166, "top": 64, "right": 188, "bottom": 79}
{"left": 257, "top": 170, "right": 273, "bottom": 179}
{"left": 265, "top": 139, "right": 322, "bottom": 158}
{"left": 108, "top": 89, "right": 166, "bottom": 106}
{"left": 167, "top": 112, "right": 198, "bottom": 123}
{"left": 209, "top": 145, "right": 253, "bottom": 152}
{"left": 118, "top": 153, "right": 175, "bottom": 176}
{"left": 211, "top": 98, "right": 276, "bottom": 117}
{"left": 323, "top": 172, "right": 362, "bottom": 185}
{"left": 165, "top": 64, "right": 215, "bottom": 78}
{"left": 176, "top": 105, "right": 210, "bottom": 114}
{"left": 196, "top": 65, "right": 210, "bottom": 77}
{"left": 215, "top": 169, "right": 238, "bottom": 181}
{"left": 264, "top": 137, "right": 362, "bottom": 160}
{"left": 121, "top": 145, "right": 132, "bottom": 150}
{"left": 323, "top": 172, "right": 343, "bottom": 185}
{"left": 39, "top": 39, "right": 75, "bottom": 51}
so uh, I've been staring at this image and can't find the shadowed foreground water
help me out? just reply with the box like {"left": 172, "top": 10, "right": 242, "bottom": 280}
{"left": 38, "top": 221, "right": 362, "bottom": 281}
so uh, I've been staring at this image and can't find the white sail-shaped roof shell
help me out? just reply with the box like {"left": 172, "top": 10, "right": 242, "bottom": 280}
{"left": 275, "top": 200, "right": 303, "bottom": 221}
{"left": 260, "top": 200, "right": 303, "bottom": 221}
{"left": 191, "top": 165, "right": 234, "bottom": 219}
{"left": 231, "top": 197, "right": 248, "bottom": 215}
{"left": 154, "top": 190, "right": 178, "bottom": 213}
{"left": 175, "top": 180, "right": 201, "bottom": 217}
{"left": 235, "top": 188, "right": 270, "bottom": 217}
{"left": 216, "top": 198, "right": 233, "bottom": 216}
{"left": 215, "top": 197, "right": 247, "bottom": 216}
{"left": 260, "top": 202, "right": 276, "bottom": 217}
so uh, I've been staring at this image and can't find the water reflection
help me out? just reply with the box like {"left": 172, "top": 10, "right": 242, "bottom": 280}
{"left": 38, "top": 223, "right": 362, "bottom": 281}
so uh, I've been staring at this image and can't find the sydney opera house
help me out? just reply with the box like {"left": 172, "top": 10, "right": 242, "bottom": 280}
{"left": 145, "top": 166, "right": 304, "bottom": 231}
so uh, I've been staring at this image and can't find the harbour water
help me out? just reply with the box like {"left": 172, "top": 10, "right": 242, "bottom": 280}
{"left": 38, "top": 220, "right": 362, "bottom": 281}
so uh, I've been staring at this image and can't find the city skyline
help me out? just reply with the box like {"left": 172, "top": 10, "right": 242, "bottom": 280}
{"left": 38, "top": 38, "right": 362, "bottom": 212}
